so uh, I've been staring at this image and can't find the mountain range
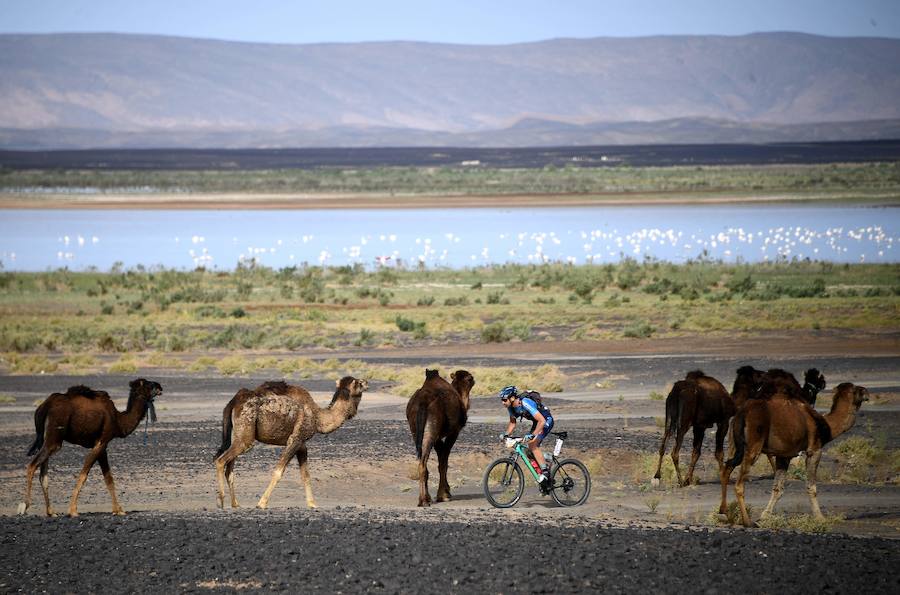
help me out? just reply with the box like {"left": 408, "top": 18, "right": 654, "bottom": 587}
{"left": 1, "top": 32, "right": 899, "bottom": 149}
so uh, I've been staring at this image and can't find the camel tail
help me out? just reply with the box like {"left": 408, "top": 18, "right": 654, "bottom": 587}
{"left": 414, "top": 403, "right": 428, "bottom": 460}
{"left": 215, "top": 400, "right": 235, "bottom": 460}
{"left": 726, "top": 412, "right": 746, "bottom": 469}
{"left": 27, "top": 400, "right": 49, "bottom": 457}
{"left": 665, "top": 389, "right": 681, "bottom": 435}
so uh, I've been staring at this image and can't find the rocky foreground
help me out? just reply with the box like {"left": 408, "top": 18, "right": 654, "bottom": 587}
{"left": 2, "top": 508, "right": 897, "bottom": 594}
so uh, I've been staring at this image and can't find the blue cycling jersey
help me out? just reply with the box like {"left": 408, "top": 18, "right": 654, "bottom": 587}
{"left": 507, "top": 397, "right": 551, "bottom": 425}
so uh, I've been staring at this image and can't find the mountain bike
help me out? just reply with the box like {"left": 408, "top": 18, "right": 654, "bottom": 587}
{"left": 482, "top": 431, "right": 590, "bottom": 508}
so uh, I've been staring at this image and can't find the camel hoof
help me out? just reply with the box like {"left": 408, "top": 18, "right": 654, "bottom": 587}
{"left": 113, "top": 509, "right": 126, "bottom": 516}
{"left": 436, "top": 493, "right": 451, "bottom": 503}
{"left": 417, "top": 500, "right": 430, "bottom": 508}
{"left": 650, "top": 477, "right": 660, "bottom": 488}
{"left": 16, "top": 502, "right": 27, "bottom": 515}
{"left": 68, "top": 512, "right": 78, "bottom": 518}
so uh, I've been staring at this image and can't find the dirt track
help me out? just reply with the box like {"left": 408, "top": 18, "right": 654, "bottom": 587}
{"left": 1, "top": 345, "right": 898, "bottom": 592}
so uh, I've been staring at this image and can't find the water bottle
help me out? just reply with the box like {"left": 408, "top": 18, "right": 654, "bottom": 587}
{"left": 529, "top": 458, "right": 542, "bottom": 476}
{"left": 553, "top": 438, "right": 563, "bottom": 456}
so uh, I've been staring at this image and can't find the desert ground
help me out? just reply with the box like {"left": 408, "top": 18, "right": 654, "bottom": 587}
{"left": 1, "top": 335, "right": 898, "bottom": 592}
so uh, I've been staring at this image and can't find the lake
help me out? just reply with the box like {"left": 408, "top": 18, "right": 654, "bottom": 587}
{"left": 0, "top": 205, "right": 896, "bottom": 271}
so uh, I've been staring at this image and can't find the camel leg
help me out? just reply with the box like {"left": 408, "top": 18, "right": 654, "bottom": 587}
{"left": 214, "top": 440, "right": 253, "bottom": 509}
{"left": 295, "top": 445, "right": 317, "bottom": 508}
{"left": 38, "top": 461, "right": 55, "bottom": 517}
{"left": 670, "top": 427, "right": 687, "bottom": 487}
{"left": 761, "top": 456, "right": 791, "bottom": 518}
{"left": 804, "top": 449, "right": 825, "bottom": 520}
{"left": 20, "top": 442, "right": 59, "bottom": 516}
{"left": 718, "top": 461, "right": 735, "bottom": 515}
{"left": 713, "top": 421, "right": 728, "bottom": 476}
{"left": 435, "top": 433, "right": 459, "bottom": 503}
{"left": 97, "top": 451, "right": 125, "bottom": 516}
{"left": 224, "top": 460, "right": 238, "bottom": 508}
{"left": 766, "top": 454, "right": 777, "bottom": 477}
{"left": 257, "top": 438, "right": 302, "bottom": 510}
{"left": 417, "top": 431, "right": 435, "bottom": 507}
{"left": 684, "top": 426, "right": 706, "bottom": 486}
{"left": 651, "top": 425, "right": 673, "bottom": 487}
{"left": 68, "top": 442, "right": 106, "bottom": 517}
{"left": 736, "top": 442, "right": 764, "bottom": 527}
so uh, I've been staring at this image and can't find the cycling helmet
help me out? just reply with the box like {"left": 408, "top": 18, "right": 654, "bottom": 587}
{"left": 499, "top": 385, "right": 518, "bottom": 401}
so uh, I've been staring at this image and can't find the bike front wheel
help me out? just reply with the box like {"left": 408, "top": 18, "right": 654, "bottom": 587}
{"left": 549, "top": 458, "right": 591, "bottom": 507}
{"left": 483, "top": 458, "right": 525, "bottom": 508}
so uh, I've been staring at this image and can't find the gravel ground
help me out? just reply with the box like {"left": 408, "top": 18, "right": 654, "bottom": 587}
{"left": 1, "top": 348, "right": 898, "bottom": 593}
{"left": 2, "top": 508, "right": 898, "bottom": 594}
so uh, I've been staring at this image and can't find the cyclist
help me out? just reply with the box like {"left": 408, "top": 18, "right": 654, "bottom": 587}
{"left": 499, "top": 385, "right": 554, "bottom": 484}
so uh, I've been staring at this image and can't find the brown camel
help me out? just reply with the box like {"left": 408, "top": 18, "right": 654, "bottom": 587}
{"left": 18, "top": 379, "right": 163, "bottom": 517}
{"left": 719, "top": 382, "right": 868, "bottom": 527}
{"left": 651, "top": 370, "right": 735, "bottom": 487}
{"left": 730, "top": 366, "right": 827, "bottom": 472}
{"left": 214, "top": 376, "right": 368, "bottom": 510}
{"left": 406, "top": 368, "right": 475, "bottom": 507}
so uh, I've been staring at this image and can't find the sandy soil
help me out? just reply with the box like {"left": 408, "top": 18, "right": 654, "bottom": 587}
{"left": 1, "top": 339, "right": 898, "bottom": 592}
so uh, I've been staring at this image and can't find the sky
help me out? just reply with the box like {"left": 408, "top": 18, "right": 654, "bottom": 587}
{"left": 1, "top": 0, "right": 898, "bottom": 44}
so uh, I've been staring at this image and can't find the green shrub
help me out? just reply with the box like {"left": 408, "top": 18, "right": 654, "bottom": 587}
{"left": 481, "top": 322, "right": 511, "bottom": 343}
{"left": 395, "top": 315, "right": 426, "bottom": 335}
{"left": 623, "top": 321, "right": 655, "bottom": 338}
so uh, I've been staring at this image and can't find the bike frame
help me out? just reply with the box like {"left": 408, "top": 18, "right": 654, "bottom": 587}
{"left": 511, "top": 441, "right": 555, "bottom": 484}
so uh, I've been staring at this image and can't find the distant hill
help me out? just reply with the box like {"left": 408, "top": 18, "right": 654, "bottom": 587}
{"left": 1, "top": 32, "right": 899, "bottom": 149}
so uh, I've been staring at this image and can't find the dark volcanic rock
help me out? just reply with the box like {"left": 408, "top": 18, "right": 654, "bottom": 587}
{"left": 1, "top": 509, "right": 898, "bottom": 593}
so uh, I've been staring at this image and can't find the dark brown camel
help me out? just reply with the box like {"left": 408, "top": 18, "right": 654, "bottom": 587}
{"left": 719, "top": 382, "right": 868, "bottom": 527}
{"left": 651, "top": 370, "right": 735, "bottom": 487}
{"left": 18, "top": 379, "right": 162, "bottom": 517}
{"left": 214, "top": 376, "right": 367, "bottom": 509}
{"left": 732, "top": 365, "right": 826, "bottom": 409}
{"left": 406, "top": 369, "right": 475, "bottom": 507}
{"left": 730, "top": 366, "right": 827, "bottom": 472}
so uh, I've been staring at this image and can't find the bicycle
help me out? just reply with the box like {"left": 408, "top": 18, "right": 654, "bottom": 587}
{"left": 482, "top": 431, "right": 591, "bottom": 508}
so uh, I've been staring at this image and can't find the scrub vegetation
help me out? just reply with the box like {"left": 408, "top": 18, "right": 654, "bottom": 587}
{"left": 0, "top": 260, "right": 897, "bottom": 369}
{"left": 2, "top": 162, "right": 900, "bottom": 200}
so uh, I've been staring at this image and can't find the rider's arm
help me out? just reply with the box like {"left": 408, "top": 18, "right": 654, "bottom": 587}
{"left": 505, "top": 415, "right": 517, "bottom": 436}
{"left": 531, "top": 411, "right": 546, "bottom": 432}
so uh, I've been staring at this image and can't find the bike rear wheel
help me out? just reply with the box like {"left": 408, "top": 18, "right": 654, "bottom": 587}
{"left": 549, "top": 458, "right": 591, "bottom": 506}
{"left": 483, "top": 458, "right": 525, "bottom": 508}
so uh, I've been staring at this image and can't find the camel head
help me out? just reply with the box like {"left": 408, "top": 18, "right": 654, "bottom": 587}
{"left": 832, "top": 382, "right": 869, "bottom": 411}
{"left": 803, "top": 368, "right": 827, "bottom": 394}
{"left": 129, "top": 378, "right": 163, "bottom": 422}
{"left": 733, "top": 365, "right": 765, "bottom": 390}
{"left": 330, "top": 376, "right": 368, "bottom": 417}
{"left": 450, "top": 370, "right": 475, "bottom": 409}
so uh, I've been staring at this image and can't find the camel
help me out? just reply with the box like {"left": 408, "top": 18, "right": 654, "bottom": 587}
{"left": 730, "top": 366, "right": 827, "bottom": 472}
{"left": 652, "top": 370, "right": 735, "bottom": 487}
{"left": 406, "top": 369, "right": 475, "bottom": 507}
{"left": 18, "top": 379, "right": 163, "bottom": 517}
{"left": 214, "top": 376, "right": 368, "bottom": 510}
{"left": 732, "top": 365, "right": 826, "bottom": 409}
{"left": 719, "top": 382, "right": 868, "bottom": 527}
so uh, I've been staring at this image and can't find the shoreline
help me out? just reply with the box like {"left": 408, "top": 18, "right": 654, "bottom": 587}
{"left": 1, "top": 191, "right": 899, "bottom": 210}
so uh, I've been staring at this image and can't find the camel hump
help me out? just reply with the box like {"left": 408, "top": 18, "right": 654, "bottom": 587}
{"left": 425, "top": 369, "right": 441, "bottom": 379}
{"left": 64, "top": 385, "right": 110, "bottom": 400}
{"left": 257, "top": 380, "right": 294, "bottom": 395}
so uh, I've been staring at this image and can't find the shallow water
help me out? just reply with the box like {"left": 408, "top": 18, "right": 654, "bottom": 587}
{"left": 0, "top": 204, "right": 897, "bottom": 270}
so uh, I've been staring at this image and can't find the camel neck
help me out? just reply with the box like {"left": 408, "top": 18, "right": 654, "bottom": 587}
{"left": 316, "top": 394, "right": 358, "bottom": 434}
{"left": 824, "top": 397, "right": 857, "bottom": 438}
{"left": 117, "top": 392, "right": 150, "bottom": 437}
{"left": 453, "top": 383, "right": 472, "bottom": 411}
